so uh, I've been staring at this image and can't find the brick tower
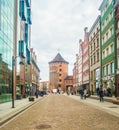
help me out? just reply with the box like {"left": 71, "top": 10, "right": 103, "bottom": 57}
{"left": 49, "top": 53, "right": 69, "bottom": 92}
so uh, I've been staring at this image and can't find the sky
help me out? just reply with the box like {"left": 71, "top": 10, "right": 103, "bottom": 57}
{"left": 31, "top": 0, "right": 103, "bottom": 81}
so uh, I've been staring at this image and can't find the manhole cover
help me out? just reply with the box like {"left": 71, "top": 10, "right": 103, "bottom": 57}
{"left": 36, "top": 124, "right": 51, "bottom": 129}
{"left": 109, "top": 106, "right": 118, "bottom": 108}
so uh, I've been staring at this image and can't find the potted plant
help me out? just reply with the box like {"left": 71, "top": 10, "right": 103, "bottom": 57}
{"left": 29, "top": 96, "right": 35, "bottom": 101}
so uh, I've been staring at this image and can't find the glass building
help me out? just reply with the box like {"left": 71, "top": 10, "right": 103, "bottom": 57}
{"left": 0, "top": 0, "right": 32, "bottom": 103}
{"left": 0, "top": 0, "right": 15, "bottom": 103}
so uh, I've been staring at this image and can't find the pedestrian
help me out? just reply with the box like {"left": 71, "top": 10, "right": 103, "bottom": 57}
{"left": 84, "top": 89, "right": 87, "bottom": 99}
{"left": 96, "top": 87, "right": 99, "bottom": 96}
{"left": 35, "top": 90, "right": 39, "bottom": 98}
{"left": 99, "top": 87, "right": 104, "bottom": 102}
{"left": 79, "top": 89, "right": 84, "bottom": 99}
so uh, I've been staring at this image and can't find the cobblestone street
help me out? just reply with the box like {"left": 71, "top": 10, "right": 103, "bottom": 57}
{"left": 1, "top": 94, "right": 119, "bottom": 130}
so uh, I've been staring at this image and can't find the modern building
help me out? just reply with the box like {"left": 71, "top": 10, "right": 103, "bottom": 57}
{"left": 49, "top": 53, "right": 69, "bottom": 92}
{"left": 99, "top": 0, "right": 116, "bottom": 96}
{"left": 16, "top": 0, "right": 32, "bottom": 99}
{"left": 0, "top": 1, "right": 16, "bottom": 103}
{"left": 89, "top": 16, "right": 101, "bottom": 94}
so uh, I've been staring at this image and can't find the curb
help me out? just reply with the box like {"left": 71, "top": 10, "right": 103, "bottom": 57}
{"left": 0, "top": 97, "right": 44, "bottom": 127}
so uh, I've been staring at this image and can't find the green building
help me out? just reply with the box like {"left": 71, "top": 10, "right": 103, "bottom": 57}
{"left": 99, "top": 0, "right": 116, "bottom": 96}
{"left": 0, "top": 1, "right": 16, "bottom": 103}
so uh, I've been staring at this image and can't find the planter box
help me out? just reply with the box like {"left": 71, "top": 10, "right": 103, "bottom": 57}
{"left": 29, "top": 97, "right": 35, "bottom": 101}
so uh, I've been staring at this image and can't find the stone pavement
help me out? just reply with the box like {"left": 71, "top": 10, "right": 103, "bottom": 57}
{"left": 0, "top": 96, "right": 44, "bottom": 126}
{"left": 0, "top": 94, "right": 119, "bottom": 127}
{"left": 67, "top": 94, "right": 119, "bottom": 118}
{"left": 1, "top": 94, "right": 119, "bottom": 130}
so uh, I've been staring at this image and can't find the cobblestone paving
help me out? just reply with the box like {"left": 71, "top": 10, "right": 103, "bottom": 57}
{"left": 1, "top": 94, "right": 119, "bottom": 130}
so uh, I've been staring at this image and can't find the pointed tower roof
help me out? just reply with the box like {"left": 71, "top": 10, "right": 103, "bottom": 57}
{"left": 49, "top": 53, "right": 69, "bottom": 64}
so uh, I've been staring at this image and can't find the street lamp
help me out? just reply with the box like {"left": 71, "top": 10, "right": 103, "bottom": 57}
{"left": 12, "top": 56, "right": 24, "bottom": 108}
{"left": 12, "top": 56, "right": 15, "bottom": 108}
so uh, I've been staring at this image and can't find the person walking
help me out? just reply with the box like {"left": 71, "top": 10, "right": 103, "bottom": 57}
{"left": 35, "top": 90, "right": 39, "bottom": 98}
{"left": 79, "top": 89, "right": 84, "bottom": 99}
{"left": 99, "top": 87, "right": 104, "bottom": 102}
{"left": 84, "top": 89, "right": 87, "bottom": 99}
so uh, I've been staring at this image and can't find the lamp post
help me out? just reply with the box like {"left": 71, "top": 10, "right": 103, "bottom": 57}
{"left": 12, "top": 56, "right": 15, "bottom": 108}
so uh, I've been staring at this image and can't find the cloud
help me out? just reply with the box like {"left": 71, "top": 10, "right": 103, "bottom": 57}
{"left": 31, "top": 0, "right": 102, "bottom": 81}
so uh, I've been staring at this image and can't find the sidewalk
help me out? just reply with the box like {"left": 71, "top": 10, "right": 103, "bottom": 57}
{"left": 67, "top": 94, "right": 119, "bottom": 118}
{"left": 0, "top": 96, "right": 44, "bottom": 126}
{"left": 1, "top": 94, "right": 119, "bottom": 126}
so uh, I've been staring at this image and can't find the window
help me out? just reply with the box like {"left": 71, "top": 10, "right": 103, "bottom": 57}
{"left": 59, "top": 69, "right": 62, "bottom": 72}
{"left": 97, "top": 52, "right": 99, "bottom": 62}
{"left": 108, "top": 64, "right": 110, "bottom": 75}
{"left": 19, "top": 40, "right": 25, "bottom": 58}
{"left": 97, "top": 27, "right": 98, "bottom": 32}
{"left": 110, "top": 27, "right": 113, "bottom": 36}
{"left": 106, "top": 32, "right": 108, "bottom": 41}
{"left": 103, "top": 51, "right": 105, "bottom": 59}
{"left": 59, "top": 79, "right": 62, "bottom": 82}
{"left": 58, "top": 84, "right": 61, "bottom": 87}
{"left": 111, "top": 62, "right": 114, "bottom": 74}
{"left": 19, "top": 0, "right": 26, "bottom": 21}
{"left": 97, "top": 38, "right": 99, "bottom": 47}
{"left": 104, "top": 66, "right": 106, "bottom": 76}
{"left": 103, "top": 66, "right": 106, "bottom": 76}
{"left": 94, "top": 42, "right": 95, "bottom": 50}
{"left": 106, "top": 17, "right": 109, "bottom": 24}
{"left": 94, "top": 55, "right": 96, "bottom": 64}
{"left": 111, "top": 44, "right": 114, "bottom": 53}
{"left": 91, "top": 57, "right": 92, "bottom": 66}
{"left": 27, "top": 8, "right": 32, "bottom": 24}
{"left": 106, "top": 48, "right": 109, "bottom": 56}
{"left": 106, "top": 65, "right": 109, "bottom": 75}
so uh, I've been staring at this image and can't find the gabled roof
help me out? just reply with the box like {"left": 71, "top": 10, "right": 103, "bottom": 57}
{"left": 49, "top": 53, "right": 69, "bottom": 64}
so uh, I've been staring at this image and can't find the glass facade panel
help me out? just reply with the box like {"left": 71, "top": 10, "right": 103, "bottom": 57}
{"left": 0, "top": 0, "right": 15, "bottom": 103}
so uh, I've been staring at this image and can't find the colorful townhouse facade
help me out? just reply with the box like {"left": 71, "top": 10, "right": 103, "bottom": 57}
{"left": 89, "top": 16, "right": 101, "bottom": 94}
{"left": 73, "top": 29, "right": 89, "bottom": 93}
{"left": 115, "top": 0, "right": 119, "bottom": 97}
{"left": 30, "top": 48, "right": 40, "bottom": 96}
{"left": 73, "top": 54, "right": 79, "bottom": 93}
{"left": 81, "top": 28, "right": 90, "bottom": 89}
{"left": 99, "top": 0, "right": 116, "bottom": 95}
{"left": 78, "top": 40, "right": 83, "bottom": 89}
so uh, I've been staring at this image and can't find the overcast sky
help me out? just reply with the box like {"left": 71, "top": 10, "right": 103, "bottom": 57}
{"left": 31, "top": 0, "right": 102, "bottom": 81}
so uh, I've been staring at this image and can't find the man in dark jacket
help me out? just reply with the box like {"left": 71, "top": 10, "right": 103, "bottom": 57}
{"left": 99, "top": 87, "right": 104, "bottom": 102}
